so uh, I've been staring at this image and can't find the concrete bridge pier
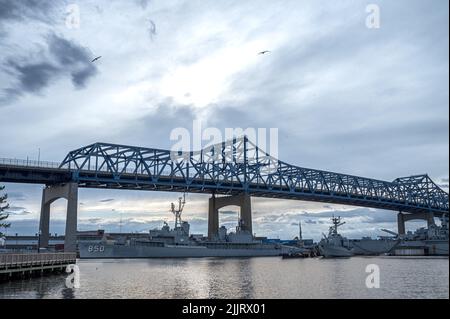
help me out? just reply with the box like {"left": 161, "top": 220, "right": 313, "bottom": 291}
{"left": 208, "top": 193, "right": 252, "bottom": 240}
{"left": 39, "top": 183, "right": 78, "bottom": 252}
{"left": 397, "top": 211, "right": 435, "bottom": 236}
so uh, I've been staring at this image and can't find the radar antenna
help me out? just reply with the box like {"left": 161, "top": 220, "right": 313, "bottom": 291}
{"left": 329, "top": 215, "right": 345, "bottom": 236}
{"left": 171, "top": 193, "right": 186, "bottom": 230}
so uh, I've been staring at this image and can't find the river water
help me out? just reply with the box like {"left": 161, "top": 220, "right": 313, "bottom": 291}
{"left": 0, "top": 256, "right": 448, "bottom": 299}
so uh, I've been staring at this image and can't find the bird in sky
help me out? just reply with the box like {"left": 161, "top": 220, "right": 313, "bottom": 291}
{"left": 258, "top": 50, "right": 270, "bottom": 55}
{"left": 91, "top": 56, "right": 102, "bottom": 63}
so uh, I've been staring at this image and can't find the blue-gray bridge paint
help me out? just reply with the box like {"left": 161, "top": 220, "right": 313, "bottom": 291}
{"left": 0, "top": 137, "right": 448, "bottom": 215}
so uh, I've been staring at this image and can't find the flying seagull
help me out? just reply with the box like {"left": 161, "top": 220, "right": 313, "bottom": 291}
{"left": 258, "top": 50, "right": 270, "bottom": 55}
{"left": 91, "top": 56, "right": 102, "bottom": 63}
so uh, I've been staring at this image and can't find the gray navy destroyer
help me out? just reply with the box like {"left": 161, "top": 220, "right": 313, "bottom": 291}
{"left": 318, "top": 214, "right": 448, "bottom": 258}
{"left": 318, "top": 216, "right": 354, "bottom": 258}
{"left": 392, "top": 213, "right": 449, "bottom": 256}
{"left": 78, "top": 195, "right": 302, "bottom": 259}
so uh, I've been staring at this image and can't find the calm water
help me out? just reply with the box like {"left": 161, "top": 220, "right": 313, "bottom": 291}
{"left": 0, "top": 256, "right": 448, "bottom": 299}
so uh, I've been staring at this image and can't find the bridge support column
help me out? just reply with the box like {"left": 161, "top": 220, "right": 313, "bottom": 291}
{"left": 208, "top": 193, "right": 252, "bottom": 240}
{"left": 39, "top": 183, "right": 78, "bottom": 252}
{"left": 397, "top": 212, "right": 406, "bottom": 236}
{"left": 397, "top": 211, "right": 435, "bottom": 236}
{"left": 39, "top": 191, "right": 51, "bottom": 250}
{"left": 65, "top": 183, "right": 78, "bottom": 253}
{"left": 240, "top": 194, "right": 252, "bottom": 234}
{"left": 208, "top": 195, "right": 219, "bottom": 240}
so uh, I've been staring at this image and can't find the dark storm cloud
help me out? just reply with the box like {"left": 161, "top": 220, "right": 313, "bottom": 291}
{"left": 111, "top": 98, "right": 197, "bottom": 149}
{"left": 1, "top": 33, "right": 98, "bottom": 105}
{"left": 48, "top": 34, "right": 91, "bottom": 69}
{"left": 6, "top": 60, "right": 60, "bottom": 93}
{"left": 0, "top": 0, "right": 58, "bottom": 23}
{"left": 71, "top": 67, "right": 97, "bottom": 88}
{"left": 41, "top": 33, "right": 97, "bottom": 89}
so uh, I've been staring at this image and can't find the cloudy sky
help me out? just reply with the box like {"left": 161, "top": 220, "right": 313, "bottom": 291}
{"left": 0, "top": 0, "right": 448, "bottom": 240}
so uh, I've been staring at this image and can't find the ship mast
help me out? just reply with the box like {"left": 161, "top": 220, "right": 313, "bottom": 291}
{"left": 171, "top": 193, "right": 186, "bottom": 230}
{"left": 330, "top": 215, "right": 345, "bottom": 236}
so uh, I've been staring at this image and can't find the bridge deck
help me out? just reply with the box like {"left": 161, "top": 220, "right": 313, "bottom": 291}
{"left": 1, "top": 137, "right": 448, "bottom": 216}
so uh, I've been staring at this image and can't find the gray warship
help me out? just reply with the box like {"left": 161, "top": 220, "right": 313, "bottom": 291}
{"left": 78, "top": 196, "right": 301, "bottom": 259}
{"left": 350, "top": 214, "right": 449, "bottom": 256}
{"left": 318, "top": 214, "right": 449, "bottom": 257}
{"left": 392, "top": 213, "right": 449, "bottom": 256}
{"left": 318, "top": 216, "right": 353, "bottom": 258}
{"left": 349, "top": 229, "right": 400, "bottom": 256}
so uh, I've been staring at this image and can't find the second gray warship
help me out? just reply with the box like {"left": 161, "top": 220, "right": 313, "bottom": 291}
{"left": 318, "top": 214, "right": 449, "bottom": 257}
{"left": 349, "top": 229, "right": 400, "bottom": 256}
{"left": 392, "top": 214, "right": 449, "bottom": 256}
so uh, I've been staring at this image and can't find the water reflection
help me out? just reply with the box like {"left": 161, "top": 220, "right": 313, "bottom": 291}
{"left": 0, "top": 274, "right": 67, "bottom": 299}
{"left": 168, "top": 259, "right": 205, "bottom": 299}
{"left": 233, "top": 258, "right": 255, "bottom": 299}
{"left": 206, "top": 258, "right": 254, "bottom": 299}
{"left": 61, "top": 288, "right": 75, "bottom": 299}
{"left": 0, "top": 257, "right": 448, "bottom": 299}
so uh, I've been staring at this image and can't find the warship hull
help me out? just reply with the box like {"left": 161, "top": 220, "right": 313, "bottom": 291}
{"left": 350, "top": 239, "right": 400, "bottom": 255}
{"left": 318, "top": 244, "right": 353, "bottom": 258}
{"left": 78, "top": 242, "right": 293, "bottom": 259}
{"left": 393, "top": 240, "right": 449, "bottom": 256}
{"left": 425, "top": 240, "right": 449, "bottom": 255}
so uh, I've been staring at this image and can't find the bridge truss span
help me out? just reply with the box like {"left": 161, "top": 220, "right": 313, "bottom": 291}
{"left": 58, "top": 137, "right": 449, "bottom": 215}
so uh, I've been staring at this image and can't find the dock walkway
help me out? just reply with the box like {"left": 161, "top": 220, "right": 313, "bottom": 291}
{"left": 0, "top": 252, "right": 76, "bottom": 281}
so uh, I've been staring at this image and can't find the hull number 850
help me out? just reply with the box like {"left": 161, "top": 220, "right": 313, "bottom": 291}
{"left": 88, "top": 245, "right": 105, "bottom": 253}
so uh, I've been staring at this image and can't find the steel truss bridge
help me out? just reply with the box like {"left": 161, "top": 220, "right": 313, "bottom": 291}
{"left": 0, "top": 137, "right": 448, "bottom": 215}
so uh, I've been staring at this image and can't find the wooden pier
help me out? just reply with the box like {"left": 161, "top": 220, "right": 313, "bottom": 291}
{"left": 0, "top": 252, "right": 77, "bottom": 281}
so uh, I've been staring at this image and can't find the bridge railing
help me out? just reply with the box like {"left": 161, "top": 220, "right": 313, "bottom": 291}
{"left": 0, "top": 158, "right": 62, "bottom": 169}
{"left": 0, "top": 157, "right": 164, "bottom": 174}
